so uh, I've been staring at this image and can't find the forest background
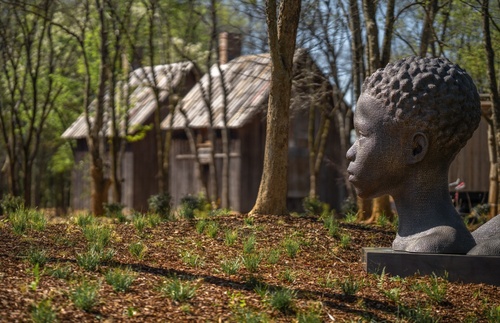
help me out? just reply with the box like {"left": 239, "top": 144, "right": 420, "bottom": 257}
{"left": 0, "top": 0, "right": 499, "bottom": 218}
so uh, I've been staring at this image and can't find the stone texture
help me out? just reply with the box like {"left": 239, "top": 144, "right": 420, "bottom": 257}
{"left": 363, "top": 247, "right": 500, "bottom": 286}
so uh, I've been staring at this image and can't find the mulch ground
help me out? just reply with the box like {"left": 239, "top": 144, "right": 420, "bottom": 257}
{"left": 0, "top": 213, "right": 499, "bottom": 322}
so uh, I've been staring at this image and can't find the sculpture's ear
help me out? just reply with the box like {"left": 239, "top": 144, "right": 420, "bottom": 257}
{"left": 407, "top": 132, "right": 428, "bottom": 164}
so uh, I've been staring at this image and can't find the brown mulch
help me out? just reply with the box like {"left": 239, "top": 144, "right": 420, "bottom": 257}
{"left": 0, "top": 213, "right": 499, "bottom": 322}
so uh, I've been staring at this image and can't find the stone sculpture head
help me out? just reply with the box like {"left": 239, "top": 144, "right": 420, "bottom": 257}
{"left": 347, "top": 56, "right": 481, "bottom": 254}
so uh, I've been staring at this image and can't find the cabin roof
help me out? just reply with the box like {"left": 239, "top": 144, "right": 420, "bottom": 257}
{"left": 161, "top": 48, "right": 325, "bottom": 130}
{"left": 61, "top": 61, "right": 194, "bottom": 139}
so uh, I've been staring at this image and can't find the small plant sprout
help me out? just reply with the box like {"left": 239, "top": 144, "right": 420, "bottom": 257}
{"left": 71, "top": 281, "right": 100, "bottom": 312}
{"left": 206, "top": 221, "right": 219, "bottom": 238}
{"left": 283, "top": 237, "right": 300, "bottom": 258}
{"left": 244, "top": 216, "right": 254, "bottom": 226}
{"left": 282, "top": 268, "right": 297, "bottom": 283}
{"left": 29, "top": 263, "right": 43, "bottom": 291}
{"left": 9, "top": 208, "right": 47, "bottom": 234}
{"left": 339, "top": 275, "right": 361, "bottom": 296}
{"left": 242, "top": 253, "right": 262, "bottom": 273}
{"left": 416, "top": 273, "right": 448, "bottom": 304}
{"left": 195, "top": 219, "right": 207, "bottom": 234}
{"left": 224, "top": 229, "right": 238, "bottom": 246}
{"left": 76, "top": 247, "right": 106, "bottom": 271}
{"left": 31, "top": 299, "right": 57, "bottom": 323}
{"left": 129, "top": 241, "right": 147, "bottom": 260}
{"left": 243, "top": 234, "right": 256, "bottom": 254}
{"left": 48, "top": 265, "right": 72, "bottom": 280}
{"left": 269, "top": 288, "right": 296, "bottom": 314}
{"left": 160, "top": 276, "right": 197, "bottom": 302}
{"left": 74, "top": 213, "right": 95, "bottom": 228}
{"left": 376, "top": 212, "right": 389, "bottom": 227}
{"left": 27, "top": 248, "right": 48, "bottom": 267}
{"left": 220, "top": 257, "right": 241, "bottom": 275}
{"left": 82, "top": 224, "right": 112, "bottom": 251}
{"left": 133, "top": 214, "right": 149, "bottom": 234}
{"left": 267, "top": 249, "right": 281, "bottom": 264}
{"left": 344, "top": 211, "right": 357, "bottom": 223}
{"left": 180, "top": 250, "right": 204, "bottom": 268}
{"left": 105, "top": 267, "right": 136, "bottom": 292}
{"left": 339, "top": 234, "right": 351, "bottom": 248}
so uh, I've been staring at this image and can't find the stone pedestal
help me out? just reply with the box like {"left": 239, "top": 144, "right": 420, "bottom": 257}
{"left": 362, "top": 247, "right": 500, "bottom": 286}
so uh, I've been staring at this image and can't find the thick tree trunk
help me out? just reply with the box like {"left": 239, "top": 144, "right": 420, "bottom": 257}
{"left": 482, "top": 0, "right": 500, "bottom": 217}
{"left": 250, "top": 0, "right": 301, "bottom": 215}
{"left": 362, "top": 0, "right": 380, "bottom": 75}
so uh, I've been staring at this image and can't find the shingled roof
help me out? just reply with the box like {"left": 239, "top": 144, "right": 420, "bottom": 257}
{"left": 62, "top": 61, "right": 194, "bottom": 139}
{"left": 161, "top": 53, "right": 274, "bottom": 130}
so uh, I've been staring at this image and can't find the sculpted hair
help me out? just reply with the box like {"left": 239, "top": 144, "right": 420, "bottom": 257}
{"left": 361, "top": 56, "right": 481, "bottom": 162}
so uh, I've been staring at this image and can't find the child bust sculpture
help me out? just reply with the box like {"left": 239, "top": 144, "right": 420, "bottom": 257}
{"left": 346, "top": 56, "right": 497, "bottom": 254}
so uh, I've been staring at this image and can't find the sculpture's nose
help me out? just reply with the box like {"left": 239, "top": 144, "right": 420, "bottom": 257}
{"left": 346, "top": 144, "right": 356, "bottom": 162}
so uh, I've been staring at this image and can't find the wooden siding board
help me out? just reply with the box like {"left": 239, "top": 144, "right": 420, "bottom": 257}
{"left": 448, "top": 117, "right": 490, "bottom": 192}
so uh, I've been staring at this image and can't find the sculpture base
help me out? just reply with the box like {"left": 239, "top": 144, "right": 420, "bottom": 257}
{"left": 362, "top": 247, "right": 500, "bottom": 286}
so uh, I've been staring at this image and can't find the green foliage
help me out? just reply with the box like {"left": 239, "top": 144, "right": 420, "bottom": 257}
{"left": 129, "top": 241, "right": 147, "bottom": 260}
{"left": 31, "top": 299, "right": 57, "bottom": 323}
{"left": 195, "top": 219, "right": 207, "bottom": 234}
{"left": 282, "top": 269, "right": 296, "bottom": 283}
{"left": 8, "top": 208, "right": 47, "bottom": 234}
{"left": 160, "top": 276, "right": 197, "bottom": 302}
{"left": 297, "top": 307, "right": 322, "bottom": 323}
{"left": 244, "top": 216, "right": 254, "bottom": 226}
{"left": 205, "top": 221, "right": 219, "bottom": 238}
{"left": 486, "top": 305, "right": 500, "bottom": 322}
{"left": 105, "top": 267, "right": 136, "bottom": 292}
{"left": 415, "top": 273, "right": 448, "bottom": 304}
{"left": 341, "top": 197, "right": 358, "bottom": 216}
{"left": 339, "top": 276, "right": 361, "bottom": 296}
{"left": 283, "top": 237, "right": 300, "bottom": 258}
{"left": 322, "top": 213, "right": 340, "bottom": 238}
{"left": 302, "top": 196, "right": 327, "bottom": 216}
{"left": 30, "top": 263, "right": 44, "bottom": 291}
{"left": 76, "top": 248, "right": 101, "bottom": 271}
{"left": 339, "top": 234, "right": 351, "bottom": 248}
{"left": 344, "top": 212, "right": 357, "bottom": 223}
{"left": 220, "top": 257, "right": 241, "bottom": 275}
{"left": 82, "top": 224, "right": 112, "bottom": 251}
{"left": 267, "top": 249, "right": 281, "bottom": 264}
{"left": 242, "top": 253, "right": 262, "bottom": 273}
{"left": 180, "top": 250, "right": 204, "bottom": 268}
{"left": 148, "top": 192, "right": 172, "bottom": 220}
{"left": 398, "top": 304, "right": 438, "bottom": 323}
{"left": 224, "top": 229, "right": 238, "bottom": 246}
{"left": 27, "top": 248, "right": 49, "bottom": 267}
{"left": 243, "top": 234, "right": 256, "bottom": 254}
{"left": 178, "top": 194, "right": 208, "bottom": 219}
{"left": 74, "top": 213, "right": 95, "bottom": 228}
{"left": 269, "top": 288, "right": 296, "bottom": 314}
{"left": 376, "top": 212, "right": 389, "bottom": 227}
{"left": 132, "top": 214, "right": 148, "bottom": 234}
{"left": 71, "top": 281, "right": 100, "bottom": 312}
{"left": 48, "top": 265, "right": 71, "bottom": 279}
{"left": 104, "top": 203, "right": 127, "bottom": 223}
{"left": 1, "top": 194, "right": 24, "bottom": 215}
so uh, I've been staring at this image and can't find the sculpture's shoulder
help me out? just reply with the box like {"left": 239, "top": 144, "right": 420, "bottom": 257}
{"left": 393, "top": 226, "right": 475, "bottom": 254}
{"left": 468, "top": 215, "right": 500, "bottom": 255}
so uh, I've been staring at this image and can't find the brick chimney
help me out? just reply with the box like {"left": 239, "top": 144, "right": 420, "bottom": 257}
{"left": 219, "top": 32, "right": 241, "bottom": 64}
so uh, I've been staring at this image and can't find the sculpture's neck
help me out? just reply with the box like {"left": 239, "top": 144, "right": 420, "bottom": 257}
{"left": 392, "top": 171, "right": 459, "bottom": 237}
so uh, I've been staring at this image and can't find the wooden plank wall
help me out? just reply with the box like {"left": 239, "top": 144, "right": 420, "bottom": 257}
{"left": 448, "top": 116, "right": 490, "bottom": 192}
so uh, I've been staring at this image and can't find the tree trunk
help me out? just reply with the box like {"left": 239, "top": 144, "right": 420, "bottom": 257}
{"left": 348, "top": 0, "right": 364, "bottom": 101}
{"left": 88, "top": 0, "right": 109, "bottom": 216}
{"left": 487, "top": 120, "right": 498, "bottom": 217}
{"left": 481, "top": 0, "right": 500, "bottom": 217}
{"left": 419, "top": 0, "right": 439, "bottom": 57}
{"left": 362, "top": 0, "right": 380, "bottom": 74}
{"left": 250, "top": 0, "right": 301, "bottom": 216}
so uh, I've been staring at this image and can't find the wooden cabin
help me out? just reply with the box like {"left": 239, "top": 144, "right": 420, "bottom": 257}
{"left": 448, "top": 94, "right": 492, "bottom": 209}
{"left": 62, "top": 62, "right": 198, "bottom": 212}
{"left": 161, "top": 49, "right": 347, "bottom": 213}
